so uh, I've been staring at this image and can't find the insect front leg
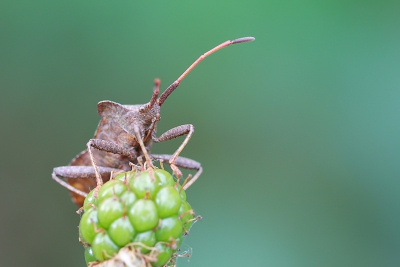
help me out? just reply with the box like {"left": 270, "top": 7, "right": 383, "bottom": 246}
{"left": 52, "top": 165, "right": 122, "bottom": 206}
{"left": 86, "top": 139, "right": 138, "bottom": 193}
{"left": 150, "top": 154, "right": 202, "bottom": 189}
{"left": 152, "top": 124, "right": 194, "bottom": 178}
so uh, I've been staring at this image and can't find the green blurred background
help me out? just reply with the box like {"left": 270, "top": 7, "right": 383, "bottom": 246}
{"left": 1, "top": 1, "right": 400, "bottom": 266}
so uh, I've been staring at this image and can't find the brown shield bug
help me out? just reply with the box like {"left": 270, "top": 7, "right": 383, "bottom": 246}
{"left": 52, "top": 37, "right": 255, "bottom": 206}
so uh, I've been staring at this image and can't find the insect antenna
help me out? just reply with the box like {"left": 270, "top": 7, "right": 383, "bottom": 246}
{"left": 157, "top": 36, "right": 255, "bottom": 106}
{"left": 148, "top": 78, "right": 160, "bottom": 109}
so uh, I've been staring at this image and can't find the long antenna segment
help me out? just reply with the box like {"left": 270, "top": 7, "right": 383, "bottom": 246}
{"left": 157, "top": 37, "right": 255, "bottom": 105}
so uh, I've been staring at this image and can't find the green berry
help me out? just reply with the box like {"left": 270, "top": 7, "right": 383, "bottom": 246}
{"left": 151, "top": 243, "right": 173, "bottom": 267}
{"left": 155, "top": 186, "right": 181, "bottom": 218}
{"left": 108, "top": 216, "right": 135, "bottom": 247}
{"left": 114, "top": 171, "right": 134, "bottom": 182}
{"left": 97, "top": 179, "right": 127, "bottom": 203}
{"left": 129, "top": 170, "right": 161, "bottom": 199}
{"left": 177, "top": 185, "right": 187, "bottom": 201}
{"left": 156, "top": 216, "right": 183, "bottom": 242}
{"left": 97, "top": 198, "right": 125, "bottom": 229}
{"left": 79, "top": 209, "right": 100, "bottom": 244}
{"left": 128, "top": 199, "right": 159, "bottom": 232}
{"left": 133, "top": 230, "right": 157, "bottom": 253}
{"left": 83, "top": 189, "right": 97, "bottom": 212}
{"left": 120, "top": 190, "right": 137, "bottom": 208}
{"left": 155, "top": 169, "right": 175, "bottom": 187}
{"left": 84, "top": 246, "right": 96, "bottom": 265}
{"left": 178, "top": 201, "right": 195, "bottom": 229}
{"left": 92, "top": 232, "right": 120, "bottom": 261}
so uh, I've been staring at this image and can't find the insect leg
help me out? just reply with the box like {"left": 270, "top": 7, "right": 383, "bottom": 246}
{"left": 150, "top": 154, "right": 202, "bottom": 189}
{"left": 52, "top": 170, "right": 88, "bottom": 197}
{"left": 52, "top": 165, "right": 122, "bottom": 206}
{"left": 152, "top": 124, "right": 194, "bottom": 178}
{"left": 132, "top": 125, "right": 155, "bottom": 171}
{"left": 86, "top": 139, "right": 138, "bottom": 192}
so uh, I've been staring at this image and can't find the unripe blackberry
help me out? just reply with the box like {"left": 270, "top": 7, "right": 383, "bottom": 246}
{"left": 79, "top": 168, "right": 199, "bottom": 266}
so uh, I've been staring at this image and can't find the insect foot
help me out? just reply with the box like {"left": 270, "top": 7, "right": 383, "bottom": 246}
{"left": 79, "top": 168, "right": 199, "bottom": 267}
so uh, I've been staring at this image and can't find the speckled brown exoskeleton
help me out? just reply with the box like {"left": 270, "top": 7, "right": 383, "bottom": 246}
{"left": 52, "top": 37, "right": 255, "bottom": 206}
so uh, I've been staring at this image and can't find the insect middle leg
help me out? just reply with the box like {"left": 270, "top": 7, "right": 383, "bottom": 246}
{"left": 86, "top": 139, "right": 138, "bottom": 192}
{"left": 150, "top": 154, "right": 202, "bottom": 190}
{"left": 52, "top": 165, "right": 122, "bottom": 206}
{"left": 152, "top": 124, "right": 194, "bottom": 178}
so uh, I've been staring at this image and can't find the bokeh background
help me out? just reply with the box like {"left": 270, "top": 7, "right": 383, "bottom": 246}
{"left": 1, "top": 1, "right": 400, "bottom": 266}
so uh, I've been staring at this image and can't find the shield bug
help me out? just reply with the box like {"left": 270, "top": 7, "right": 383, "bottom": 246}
{"left": 52, "top": 37, "right": 255, "bottom": 206}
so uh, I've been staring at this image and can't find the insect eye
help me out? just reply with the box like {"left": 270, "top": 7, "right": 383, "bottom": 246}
{"left": 139, "top": 106, "right": 146, "bottom": 113}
